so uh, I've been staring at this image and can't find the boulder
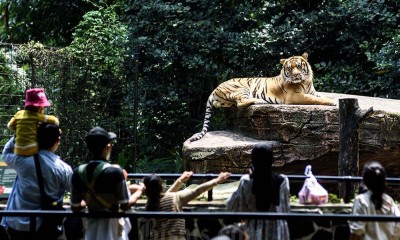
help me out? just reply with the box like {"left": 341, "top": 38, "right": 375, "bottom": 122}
{"left": 182, "top": 93, "right": 400, "bottom": 176}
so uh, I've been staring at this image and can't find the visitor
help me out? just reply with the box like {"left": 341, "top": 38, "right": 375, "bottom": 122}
{"left": 70, "top": 126, "right": 144, "bottom": 240}
{"left": 7, "top": 88, "right": 59, "bottom": 156}
{"left": 142, "top": 170, "right": 231, "bottom": 239}
{"left": 226, "top": 142, "right": 290, "bottom": 240}
{"left": 1, "top": 123, "right": 72, "bottom": 240}
{"left": 348, "top": 161, "right": 400, "bottom": 240}
{"left": 216, "top": 224, "right": 249, "bottom": 240}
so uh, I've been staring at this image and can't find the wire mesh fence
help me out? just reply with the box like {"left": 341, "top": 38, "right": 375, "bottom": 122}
{"left": 0, "top": 42, "right": 136, "bottom": 169}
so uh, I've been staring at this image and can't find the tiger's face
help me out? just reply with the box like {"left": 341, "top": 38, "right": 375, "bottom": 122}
{"left": 280, "top": 53, "right": 312, "bottom": 84}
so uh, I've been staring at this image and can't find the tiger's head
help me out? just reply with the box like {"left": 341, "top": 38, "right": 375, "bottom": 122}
{"left": 280, "top": 53, "right": 313, "bottom": 84}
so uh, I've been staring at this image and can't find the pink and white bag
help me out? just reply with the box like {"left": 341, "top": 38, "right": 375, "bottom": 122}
{"left": 298, "top": 165, "right": 328, "bottom": 204}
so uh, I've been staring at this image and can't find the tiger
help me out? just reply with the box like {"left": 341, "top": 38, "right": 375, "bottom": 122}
{"left": 189, "top": 52, "right": 336, "bottom": 142}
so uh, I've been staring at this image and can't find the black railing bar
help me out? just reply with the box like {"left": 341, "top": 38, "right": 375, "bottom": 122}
{"left": 127, "top": 174, "right": 400, "bottom": 184}
{"left": 2, "top": 210, "right": 400, "bottom": 222}
{"left": 128, "top": 173, "right": 213, "bottom": 180}
{"left": 285, "top": 175, "right": 362, "bottom": 182}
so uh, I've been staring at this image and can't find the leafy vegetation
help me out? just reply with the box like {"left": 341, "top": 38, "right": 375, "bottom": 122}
{"left": 289, "top": 193, "right": 343, "bottom": 204}
{"left": 0, "top": 48, "right": 25, "bottom": 146}
{"left": 60, "top": 4, "right": 132, "bottom": 168}
{"left": 0, "top": 0, "right": 95, "bottom": 46}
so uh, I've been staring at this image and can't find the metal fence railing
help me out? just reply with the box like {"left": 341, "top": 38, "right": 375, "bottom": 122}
{"left": 2, "top": 173, "right": 400, "bottom": 238}
{"left": 127, "top": 173, "right": 400, "bottom": 201}
{"left": 127, "top": 173, "right": 400, "bottom": 183}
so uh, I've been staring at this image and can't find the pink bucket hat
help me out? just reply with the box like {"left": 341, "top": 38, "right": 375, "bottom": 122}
{"left": 25, "top": 88, "right": 51, "bottom": 107}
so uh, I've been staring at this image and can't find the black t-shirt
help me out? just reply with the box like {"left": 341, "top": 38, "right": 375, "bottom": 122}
{"left": 70, "top": 160, "right": 128, "bottom": 212}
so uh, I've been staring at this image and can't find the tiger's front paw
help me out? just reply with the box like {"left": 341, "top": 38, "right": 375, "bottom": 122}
{"left": 329, "top": 99, "right": 337, "bottom": 106}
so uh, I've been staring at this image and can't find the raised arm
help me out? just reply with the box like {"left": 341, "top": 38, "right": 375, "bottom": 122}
{"left": 167, "top": 171, "right": 193, "bottom": 193}
{"left": 7, "top": 117, "right": 16, "bottom": 131}
{"left": 2, "top": 137, "right": 17, "bottom": 165}
{"left": 36, "top": 112, "right": 59, "bottom": 125}
{"left": 178, "top": 172, "right": 231, "bottom": 206}
{"left": 121, "top": 183, "right": 145, "bottom": 210}
{"left": 44, "top": 114, "right": 60, "bottom": 125}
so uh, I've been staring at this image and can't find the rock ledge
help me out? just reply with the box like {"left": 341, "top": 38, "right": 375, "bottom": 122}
{"left": 183, "top": 93, "right": 400, "bottom": 175}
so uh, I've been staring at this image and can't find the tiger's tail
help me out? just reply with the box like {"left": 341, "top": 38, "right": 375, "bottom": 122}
{"left": 189, "top": 94, "right": 214, "bottom": 142}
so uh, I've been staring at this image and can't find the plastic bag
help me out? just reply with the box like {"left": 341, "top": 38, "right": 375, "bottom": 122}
{"left": 298, "top": 165, "right": 328, "bottom": 204}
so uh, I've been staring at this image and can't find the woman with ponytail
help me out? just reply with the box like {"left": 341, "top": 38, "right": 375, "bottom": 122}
{"left": 142, "top": 171, "right": 231, "bottom": 240}
{"left": 349, "top": 161, "right": 400, "bottom": 240}
{"left": 226, "top": 143, "right": 290, "bottom": 240}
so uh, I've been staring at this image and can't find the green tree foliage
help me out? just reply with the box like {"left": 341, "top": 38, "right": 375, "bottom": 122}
{"left": 0, "top": 5, "right": 132, "bottom": 168}
{"left": 308, "top": 0, "right": 400, "bottom": 97}
{"left": 125, "top": 0, "right": 278, "bottom": 167}
{"left": 0, "top": 0, "right": 96, "bottom": 46}
{"left": 0, "top": 0, "right": 126, "bottom": 46}
{"left": 0, "top": 47, "right": 25, "bottom": 146}
{"left": 61, "top": 4, "right": 133, "bottom": 167}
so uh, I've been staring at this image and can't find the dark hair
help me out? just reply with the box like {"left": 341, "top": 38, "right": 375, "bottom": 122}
{"left": 218, "top": 224, "right": 247, "bottom": 240}
{"left": 84, "top": 127, "right": 116, "bottom": 158}
{"left": 362, "top": 161, "right": 386, "bottom": 209}
{"left": 86, "top": 141, "right": 108, "bottom": 158}
{"left": 251, "top": 143, "right": 283, "bottom": 211}
{"left": 143, "top": 174, "right": 163, "bottom": 211}
{"left": 37, "top": 123, "right": 60, "bottom": 149}
{"left": 24, "top": 106, "right": 41, "bottom": 112}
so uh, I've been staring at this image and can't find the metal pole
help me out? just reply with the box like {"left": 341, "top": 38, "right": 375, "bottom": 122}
{"left": 30, "top": 54, "right": 36, "bottom": 87}
{"left": 133, "top": 47, "right": 140, "bottom": 170}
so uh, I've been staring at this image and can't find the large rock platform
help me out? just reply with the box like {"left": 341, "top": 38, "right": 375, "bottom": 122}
{"left": 183, "top": 93, "right": 400, "bottom": 176}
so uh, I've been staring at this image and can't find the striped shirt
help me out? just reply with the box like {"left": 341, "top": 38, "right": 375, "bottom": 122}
{"left": 145, "top": 179, "right": 218, "bottom": 240}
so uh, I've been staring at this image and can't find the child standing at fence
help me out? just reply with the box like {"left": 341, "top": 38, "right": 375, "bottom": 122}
{"left": 348, "top": 161, "right": 400, "bottom": 240}
{"left": 7, "top": 88, "right": 59, "bottom": 156}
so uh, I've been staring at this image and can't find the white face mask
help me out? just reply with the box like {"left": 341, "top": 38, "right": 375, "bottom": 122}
{"left": 106, "top": 150, "right": 111, "bottom": 160}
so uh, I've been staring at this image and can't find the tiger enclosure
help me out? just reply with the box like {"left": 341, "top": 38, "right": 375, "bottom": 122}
{"left": 0, "top": 0, "right": 400, "bottom": 180}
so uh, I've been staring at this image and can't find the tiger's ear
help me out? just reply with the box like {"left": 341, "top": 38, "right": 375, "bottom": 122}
{"left": 302, "top": 52, "right": 308, "bottom": 60}
{"left": 280, "top": 58, "right": 286, "bottom": 64}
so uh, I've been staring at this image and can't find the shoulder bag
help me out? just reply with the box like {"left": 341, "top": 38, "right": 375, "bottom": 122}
{"left": 34, "top": 154, "right": 65, "bottom": 239}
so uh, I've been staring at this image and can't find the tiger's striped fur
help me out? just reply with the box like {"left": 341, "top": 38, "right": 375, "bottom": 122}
{"left": 189, "top": 53, "right": 336, "bottom": 142}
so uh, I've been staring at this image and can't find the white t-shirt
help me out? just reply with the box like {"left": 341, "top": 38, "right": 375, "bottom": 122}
{"left": 85, "top": 217, "right": 131, "bottom": 240}
{"left": 349, "top": 190, "right": 400, "bottom": 240}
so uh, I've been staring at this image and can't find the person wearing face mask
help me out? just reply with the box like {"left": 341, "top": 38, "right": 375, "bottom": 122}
{"left": 70, "top": 126, "right": 144, "bottom": 240}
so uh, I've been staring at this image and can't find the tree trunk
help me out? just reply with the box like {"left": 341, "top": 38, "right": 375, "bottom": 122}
{"left": 338, "top": 98, "right": 373, "bottom": 203}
